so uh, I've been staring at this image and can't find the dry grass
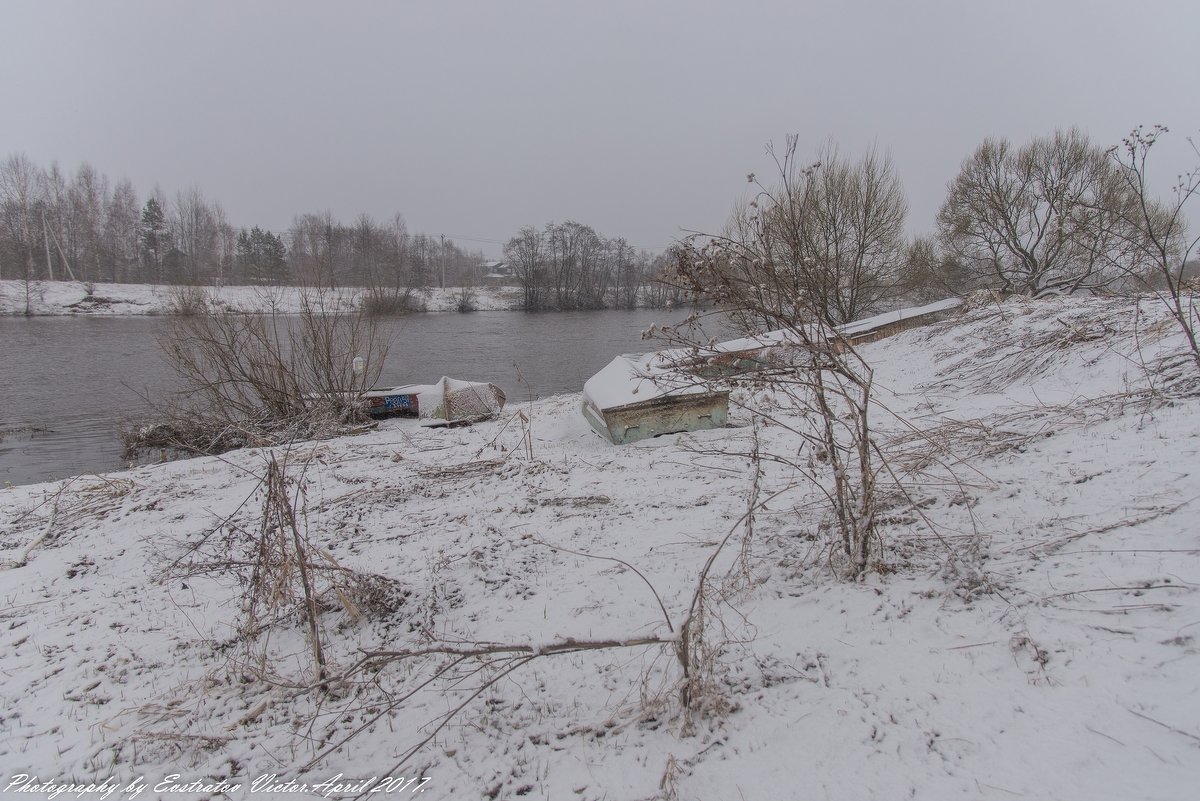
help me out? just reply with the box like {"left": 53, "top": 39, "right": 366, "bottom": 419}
{"left": 2, "top": 476, "right": 135, "bottom": 568}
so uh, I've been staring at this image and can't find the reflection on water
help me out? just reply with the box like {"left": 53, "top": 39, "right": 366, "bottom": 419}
{"left": 0, "top": 309, "right": 682, "bottom": 486}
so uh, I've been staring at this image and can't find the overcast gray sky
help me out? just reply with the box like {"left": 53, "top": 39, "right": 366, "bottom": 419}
{"left": 4, "top": 0, "right": 1198, "bottom": 257}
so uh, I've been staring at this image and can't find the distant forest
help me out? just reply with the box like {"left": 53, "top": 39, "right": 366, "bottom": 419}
{"left": 0, "top": 154, "right": 679, "bottom": 310}
{"left": 12, "top": 127, "right": 1191, "bottom": 320}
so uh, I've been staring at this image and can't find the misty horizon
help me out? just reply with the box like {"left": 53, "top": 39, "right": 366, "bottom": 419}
{"left": 4, "top": 0, "right": 1199, "bottom": 259}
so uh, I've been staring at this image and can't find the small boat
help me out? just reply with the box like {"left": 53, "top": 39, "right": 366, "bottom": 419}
{"left": 365, "top": 377, "right": 506, "bottom": 426}
{"left": 364, "top": 385, "right": 424, "bottom": 417}
{"left": 580, "top": 299, "right": 964, "bottom": 446}
{"left": 582, "top": 353, "right": 729, "bottom": 445}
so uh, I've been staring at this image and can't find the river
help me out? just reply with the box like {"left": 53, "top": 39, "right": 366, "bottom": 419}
{"left": 0, "top": 309, "right": 685, "bottom": 486}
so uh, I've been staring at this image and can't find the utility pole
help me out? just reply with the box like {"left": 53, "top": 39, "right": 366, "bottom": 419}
{"left": 440, "top": 234, "right": 446, "bottom": 289}
{"left": 41, "top": 208, "right": 55, "bottom": 281}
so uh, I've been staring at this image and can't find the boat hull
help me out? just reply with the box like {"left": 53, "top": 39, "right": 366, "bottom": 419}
{"left": 582, "top": 392, "right": 729, "bottom": 445}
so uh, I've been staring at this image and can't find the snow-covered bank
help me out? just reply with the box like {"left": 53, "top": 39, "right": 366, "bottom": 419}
{"left": 0, "top": 280, "right": 524, "bottom": 316}
{"left": 1, "top": 296, "right": 1198, "bottom": 800}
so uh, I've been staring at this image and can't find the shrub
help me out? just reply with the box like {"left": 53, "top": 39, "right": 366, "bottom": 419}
{"left": 124, "top": 288, "right": 388, "bottom": 456}
{"left": 163, "top": 284, "right": 210, "bottom": 316}
{"left": 360, "top": 287, "right": 426, "bottom": 316}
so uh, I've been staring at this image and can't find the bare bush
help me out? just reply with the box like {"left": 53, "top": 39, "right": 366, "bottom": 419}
{"left": 360, "top": 285, "right": 425, "bottom": 315}
{"left": 162, "top": 283, "right": 209, "bottom": 316}
{"left": 163, "top": 452, "right": 407, "bottom": 687}
{"left": 124, "top": 288, "right": 388, "bottom": 456}
{"left": 1101, "top": 126, "right": 1200, "bottom": 372}
{"left": 669, "top": 136, "right": 882, "bottom": 578}
{"left": 453, "top": 285, "right": 478, "bottom": 313}
{"left": 694, "top": 141, "right": 907, "bottom": 327}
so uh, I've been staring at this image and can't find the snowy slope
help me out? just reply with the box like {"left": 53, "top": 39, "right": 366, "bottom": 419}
{"left": 0, "top": 295, "right": 1197, "bottom": 801}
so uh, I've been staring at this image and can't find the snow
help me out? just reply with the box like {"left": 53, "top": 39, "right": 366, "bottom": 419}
{"left": 1, "top": 294, "right": 1198, "bottom": 800}
{"left": 837, "top": 296, "right": 963, "bottom": 337}
{"left": 0, "top": 280, "right": 525, "bottom": 316}
{"left": 581, "top": 352, "right": 712, "bottom": 410}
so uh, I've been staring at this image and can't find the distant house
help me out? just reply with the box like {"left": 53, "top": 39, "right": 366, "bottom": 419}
{"left": 482, "top": 260, "right": 512, "bottom": 281}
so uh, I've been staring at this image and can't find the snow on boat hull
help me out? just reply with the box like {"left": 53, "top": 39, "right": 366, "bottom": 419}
{"left": 582, "top": 353, "right": 729, "bottom": 445}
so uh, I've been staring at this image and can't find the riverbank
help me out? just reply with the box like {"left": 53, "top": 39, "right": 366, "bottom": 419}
{"left": 1, "top": 295, "right": 1197, "bottom": 800}
{"left": 0, "top": 279, "right": 526, "bottom": 316}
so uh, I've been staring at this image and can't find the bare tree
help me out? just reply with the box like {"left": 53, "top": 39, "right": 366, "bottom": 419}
{"left": 545, "top": 221, "right": 579, "bottom": 309}
{"left": 898, "top": 235, "right": 978, "bottom": 302}
{"left": 387, "top": 213, "right": 410, "bottom": 284}
{"left": 643, "top": 248, "right": 690, "bottom": 309}
{"left": 0, "top": 154, "right": 44, "bottom": 286}
{"left": 796, "top": 143, "right": 908, "bottom": 322}
{"left": 673, "top": 136, "right": 882, "bottom": 577}
{"left": 698, "top": 141, "right": 907, "bottom": 326}
{"left": 357, "top": 214, "right": 425, "bottom": 314}
{"left": 170, "top": 187, "right": 225, "bottom": 284}
{"left": 288, "top": 212, "right": 347, "bottom": 289}
{"left": 608, "top": 236, "right": 634, "bottom": 309}
{"left": 938, "top": 128, "right": 1145, "bottom": 297}
{"left": 503, "top": 225, "right": 547, "bottom": 311}
{"left": 69, "top": 163, "right": 108, "bottom": 283}
{"left": 502, "top": 220, "right": 667, "bottom": 310}
{"left": 1100, "top": 125, "right": 1200, "bottom": 372}
{"left": 352, "top": 212, "right": 386, "bottom": 287}
{"left": 41, "top": 162, "right": 71, "bottom": 280}
{"left": 104, "top": 179, "right": 141, "bottom": 283}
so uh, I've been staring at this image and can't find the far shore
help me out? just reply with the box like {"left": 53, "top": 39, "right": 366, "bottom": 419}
{"left": 0, "top": 279, "right": 528, "bottom": 316}
{"left": 1, "top": 279, "right": 682, "bottom": 317}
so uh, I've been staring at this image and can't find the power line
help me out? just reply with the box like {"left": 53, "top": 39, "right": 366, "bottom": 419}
{"left": 258, "top": 226, "right": 672, "bottom": 254}
{"left": 441, "top": 232, "right": 672, "bottom": 253}
{"left": 440, "top": 232, "right": 507, "bottom": 246}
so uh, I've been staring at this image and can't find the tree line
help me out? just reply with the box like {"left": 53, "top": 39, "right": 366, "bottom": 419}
{"left": 0, "top": 153, "right": 680, "bottom": 310}
{"left": 675, "top": 126, "right": 1198, "bottom": 326}
{"left": 502, "top": 221, "right": 682, "bottom": 311}
{"left": 6, "top": 126, "right": 1194, "bottom": 318}
{"left": 0, "top": 155, "right": 489, "bottom": 291}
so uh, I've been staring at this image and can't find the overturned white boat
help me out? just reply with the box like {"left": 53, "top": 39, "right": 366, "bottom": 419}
{"left": 582, "top": 352, "right": 729, "bottom": 445}
{"left": 365, "top": 377, "right": 505, "bottom": 426}
{"left": 417, "top": 377, "right": 506, "bottom": 427}
{"left": 580, "top": 299, "right": 963, "bottom": 445}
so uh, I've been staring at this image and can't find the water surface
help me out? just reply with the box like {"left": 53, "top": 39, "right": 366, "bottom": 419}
{"left": 0, "top": 310, "right": 681, "bottom": 486}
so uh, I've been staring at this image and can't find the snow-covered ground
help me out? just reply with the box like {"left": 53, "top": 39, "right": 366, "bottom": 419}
{"left": 0, "top": 280, "right": 524, "bottom": 316}
{"left": 1, "top": 295, "right": 1198, "bottom": 801}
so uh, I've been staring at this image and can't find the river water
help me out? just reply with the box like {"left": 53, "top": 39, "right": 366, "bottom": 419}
{"left": 0, "top": 309, "right": 683, "bottom": 486}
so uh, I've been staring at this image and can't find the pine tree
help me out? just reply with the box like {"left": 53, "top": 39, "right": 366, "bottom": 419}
{"left": 261, "top": 230, "right": 288, "bottom": 285}
{"left": 237, "top": 227, "right": 289, "bottom": 285}
{"left": 139, "top": 198, "right": 168, "bottom": 283}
